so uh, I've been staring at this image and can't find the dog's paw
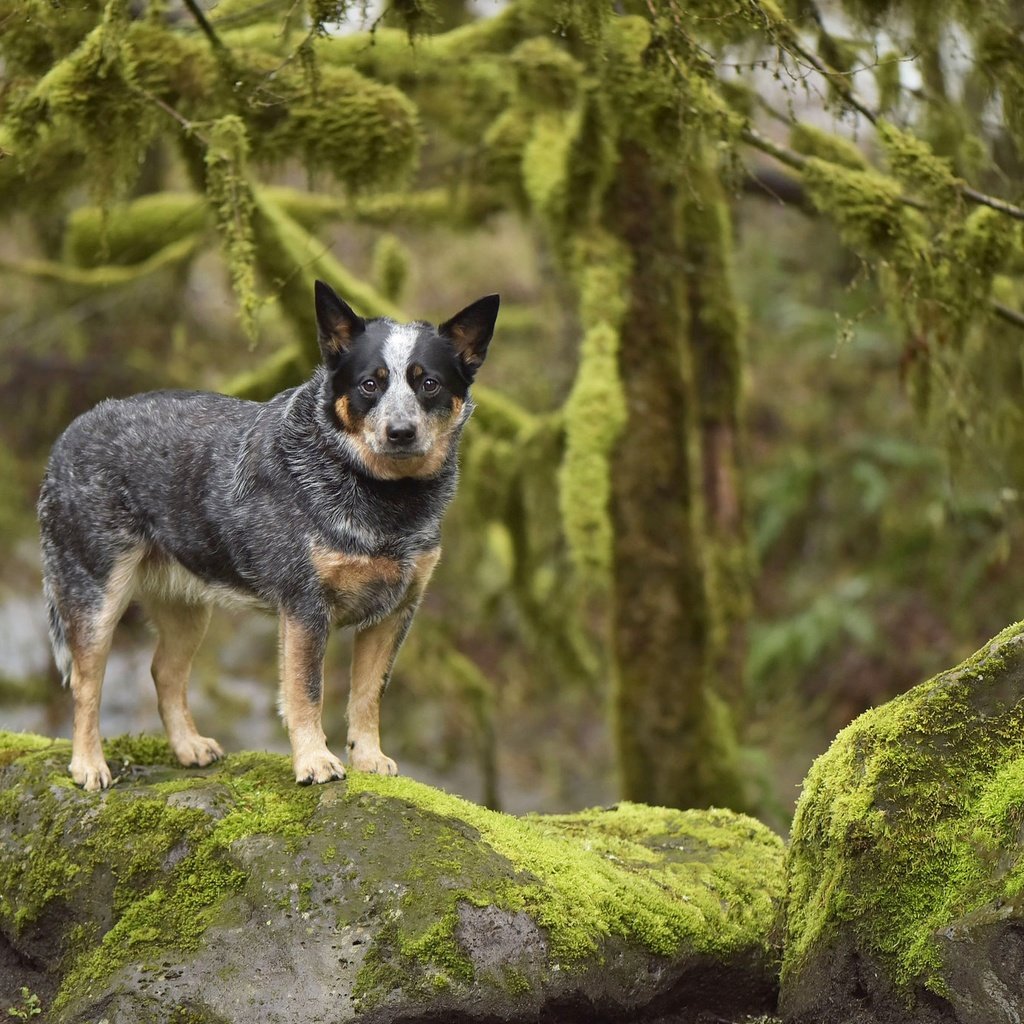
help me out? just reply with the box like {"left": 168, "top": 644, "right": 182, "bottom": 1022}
{"left": 172, "top": 734, "right": 224, "bottom": 768}
{"left": 293, "top": 748, "right": 347, "bottom": 786}
{"left": 349, "top": 746, "right": 399, "bottom": 776}
{"left": 70, "top": 757, "right": 113, "bottom": 792}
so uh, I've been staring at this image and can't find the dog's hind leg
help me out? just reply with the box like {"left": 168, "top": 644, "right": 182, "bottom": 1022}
{"left": 67, "top": 547, "right": 144, "bottom": 791}
{"left": 146, "top": 599, "right": 222, "bottom": 768}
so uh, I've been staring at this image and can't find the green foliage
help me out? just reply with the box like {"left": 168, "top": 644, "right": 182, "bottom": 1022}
{"left": 5, "top": 988, "right": 41, "bottom": 1020}
{"left": 204, "top": 116, "right": 259, "bottom": 338}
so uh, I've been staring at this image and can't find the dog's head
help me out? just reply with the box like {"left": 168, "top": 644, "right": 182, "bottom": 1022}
{"left": 314, "top": 280, "right": 499, "bottom": 480}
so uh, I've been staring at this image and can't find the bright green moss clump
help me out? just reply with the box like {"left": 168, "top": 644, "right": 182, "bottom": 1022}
{"left": 350, "top": 772, "right": 784, "bottom": 973}
{"left": 784, "top": 620, "right": 1024, "bottom": 995}
{"left": 0, "top": 732, "right": 784, "bottom": 1019}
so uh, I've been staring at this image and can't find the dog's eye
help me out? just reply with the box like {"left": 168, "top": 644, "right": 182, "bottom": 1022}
{"left": 421, "top": 377, "right": 440, "bottom": 396}
{"left": 358, "top": 379, "right": 378, "bottom": 396}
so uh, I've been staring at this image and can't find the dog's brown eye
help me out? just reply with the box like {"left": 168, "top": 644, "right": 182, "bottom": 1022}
{"left": 422, "top": 377, "right": 440, "bottom": 396}
{"left": 359, "top": 379, "right": 378, "bottom": 396}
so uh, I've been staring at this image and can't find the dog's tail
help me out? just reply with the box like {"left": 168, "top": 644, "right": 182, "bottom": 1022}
{"left": 43, "top": 573, "right": 72, "bottom": 687}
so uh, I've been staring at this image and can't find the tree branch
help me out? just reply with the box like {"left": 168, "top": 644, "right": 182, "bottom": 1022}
{"left": 748, "top": 1, "right": 1024, "bottom": 223}
{"left": 740, "top": 128, "right": 1024, "bottom": 333}
{"left": 182, "top": 0, "right": 228, "bottom": 53}
{"left": 991, "top": 301, "right": 1024, "bottom": 331}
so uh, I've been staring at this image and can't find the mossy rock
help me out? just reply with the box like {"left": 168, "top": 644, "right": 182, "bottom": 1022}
{"left": 781, "top": 621, "right": 1024, "bottom": 1024}
{"left": 0, "top": 732, "right": 784, "bottom": 1023}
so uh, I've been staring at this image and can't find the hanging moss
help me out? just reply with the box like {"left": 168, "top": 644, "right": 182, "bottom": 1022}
{"left": 934, "top": 207, "right": 1014, "bottom": 341}
{"left": 973, "top": 21, "right": 1024, "bottom": 156}
{"left": 555, "top": 234, "right": 630, "bottom": 583}
{"left": 877, "top": 118, "right": 960, "bottom": 205}
{"left": 0, "top": 0, "right": 103, "bottom": 79}
{"left": 307, "top": 0, "right": 352, "bottom": 32}
{"left": 245, "top": 61, "right": 422, "bottom": 191}
{"left": 205, "top": 116, "right": 260, "bottom": 339}
{"left": 5, "top": 0, "right": 157, "bottom": 204}
{"left": 64, "top": 194, "right": 208, "bottom": 267}
{"left": 791, "top": 122, "right": 868, "bottom": 169}
{"left": 801, "top": 156, "right": 927, "bottom": 265}
{"left": 371, "top": 233, "right": 411, "bottom": 303}
{"left": 521, "top": 109, "right": 583, "bottom": 228}
{"left": 510, "top": 37, "right": 583, "bottom": 113}
{"left": 558, "top": 321, "right": 627, "bottom": 581}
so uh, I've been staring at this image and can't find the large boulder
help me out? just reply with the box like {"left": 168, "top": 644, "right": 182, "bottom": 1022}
{"left": 781, "top": 620, "right": 1024, "bottom": 1024}
{"left": 0, "top": 732, "right": 785, "bottom": 1023}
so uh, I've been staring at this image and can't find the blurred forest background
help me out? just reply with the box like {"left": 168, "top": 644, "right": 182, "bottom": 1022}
{"left": 1, "top": 0, "right": 1023, "bottom": 832}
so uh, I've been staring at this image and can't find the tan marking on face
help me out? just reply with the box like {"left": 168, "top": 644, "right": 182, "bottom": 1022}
{"left": 447, "top": 325, "right": 484, "bottom": 367}
{"left": 375, "top": 366, "right": 389, "bottom": 382}
{"left": 351, "top": 397, "right": 465, "bottom": 481}
{"left": 335, "top": 394, "right": 356, "bottom": 431}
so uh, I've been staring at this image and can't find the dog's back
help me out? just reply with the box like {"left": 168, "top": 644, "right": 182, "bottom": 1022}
{"left": 39, "top": 390, "right": 267, "bottom": 676}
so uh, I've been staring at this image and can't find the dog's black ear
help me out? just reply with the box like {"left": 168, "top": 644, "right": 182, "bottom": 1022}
{"left": 315, "top": 280, "right": 364, "bottom": 363}
{"left": 439, "top": 294, "right": 500, "bottom": 378}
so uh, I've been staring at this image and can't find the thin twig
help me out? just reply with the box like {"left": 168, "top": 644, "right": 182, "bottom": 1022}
{"left": 131, "top": 85, "right": 210, "bottom": 147}
{"left": 182, "top": 0, "right": 227, "bottom": 52}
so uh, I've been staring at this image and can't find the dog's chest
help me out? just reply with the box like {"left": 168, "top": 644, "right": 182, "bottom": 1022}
{"left": 310, "top": 544, "right": 413, "bottom": 623}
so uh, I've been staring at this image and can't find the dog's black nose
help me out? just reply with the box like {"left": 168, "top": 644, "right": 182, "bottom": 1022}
{"left": 387, "top": 421, "right": 417, "bottom": 445}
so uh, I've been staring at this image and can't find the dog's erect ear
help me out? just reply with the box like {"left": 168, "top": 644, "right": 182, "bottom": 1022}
{"left": 315, "top": 280, "right": 364, "bottom": 363}
{"left": 439, "top": 294, "right": 500, "bottom": 379}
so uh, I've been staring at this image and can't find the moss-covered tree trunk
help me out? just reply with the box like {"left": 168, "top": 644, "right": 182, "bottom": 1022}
{"left": 683, "top": 159, "right": 750, "bottom": 710}
{"left": 608, "top": 144, "right": 745, "bottom": 811}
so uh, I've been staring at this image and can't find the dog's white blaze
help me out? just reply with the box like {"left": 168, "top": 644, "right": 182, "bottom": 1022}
{"left": 378, "top": 323, "right": 424, "bottom": 427}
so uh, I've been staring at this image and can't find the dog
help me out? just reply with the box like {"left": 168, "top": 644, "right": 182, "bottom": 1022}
{"left": 37, "top": 280, "right": 499, "bottom": 790}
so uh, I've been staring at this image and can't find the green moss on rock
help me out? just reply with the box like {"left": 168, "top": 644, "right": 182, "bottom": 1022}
{"left": 0, "top": 732, "right": 784, "bottom": 1023}
{"left": 782, "top": 620, "right": 1024, "bottom": 1017}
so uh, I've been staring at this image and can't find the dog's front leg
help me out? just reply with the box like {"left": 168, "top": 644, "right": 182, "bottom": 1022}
{"left": 279, "top": 612, "right": 346, "bottom": 785}
{"left": 347, "top": 548, "right": 440, "bottom": 775}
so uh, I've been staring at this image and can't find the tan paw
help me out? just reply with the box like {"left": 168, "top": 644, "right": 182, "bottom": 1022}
{"left": 70, "top": 757, "right": 113, "bottom": 792}
{"left": 172, "top": 734, "right": 224, "bottom": 768}
{"left": 293, "top": 747, "right": 347, "bottom": 786}
{"left": 348, "top": 744, "right": 398, "bottom": 776}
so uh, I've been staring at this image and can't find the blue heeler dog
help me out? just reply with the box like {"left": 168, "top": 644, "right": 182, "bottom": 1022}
{"left": 38, "top": 281, "right": 499, "bottom": 790}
